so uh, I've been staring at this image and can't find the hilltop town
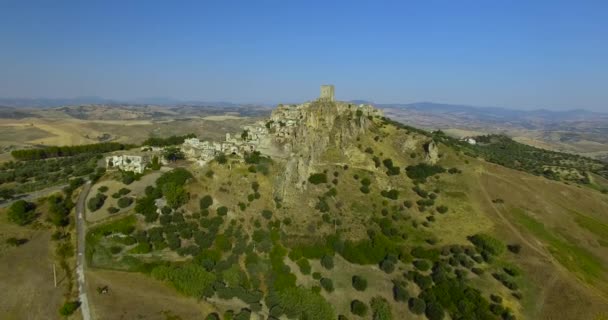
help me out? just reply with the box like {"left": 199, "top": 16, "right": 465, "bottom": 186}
{"left": 107, "top": 85, "right": 384, "bottom": 173}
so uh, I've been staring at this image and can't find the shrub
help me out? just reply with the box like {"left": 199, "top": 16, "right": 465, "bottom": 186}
{"left": 352, "top": 275, "right": 367, "bottom": 291}
{"left": 7, "top": 200, "right": 37, "bottom": 226}
{"left": 108, "top": 207, "right": 119, "bottom": 214}
{"left": 392, "top": 282, "right": 408, "bottom": 302}
{"left": 468, "top": 234, "right": 505, "bottom": 256}
{"left": 308, "top": 173, "right": 328, "bottom": 185}
{"left": 312, "top": 272, "right": 322, "bottom": 280}
{"left": 265, "top": 286, "right": 335, "bottom": 319}
{"left": 6, "top": 237, "right": 28, "bottom": 247}
{"left": 214, "top": 153, "right": 227, "bottom": 164}
{"left": 118, "top": 187, "right": 131, "bottom": 195}
{"left": 217, "top": 206, "right": 228, "bottom": 216}
{"left": 87, "top": 193, "right": 107, "bottom": 212}
{"left": 413, "top": 259, "right": 431, "bottom": 271}
{"left": 507, "top": 244, "right": 521, "bottom": 254}
{"left": 204, "top": 313, "right": 220, "bottom": 320}
{"left": 408, "top": 297, "right": 426, "bottom": 315}
{"left": 321, "top": 255, "right": 334, "bottom": 270}
{"left": 436, "top": 205, "right": 448, "bottom": 213}
{"left": 405, "top": 164, "right": 446, "bottom": 182}
{"left": 262, "top": 209, "right": 273, "bottom": 220}
{"left": 58, "top": 301, "right": 80, "bottom": 316}
{"left": 297, "top": 258, "right": 312, "bottom": 275}
{"left": 350, "top": 300, "right": 368, "bottom": 317}
{"left": 490, "top": 294, "right": 502, "bottom": 303}
{"left": 370, "top": 296, "right": 392, "bottom": 320}
{"left": 403, "top": 200, "right": 413, "bottom": 208}
{"left": 380, "top": 259, "right": 395, "bottom": 273}
{"left": 425, "top": 303, "right": 445, "bottom": 320}
{"left": 151, "top": 263, "right": 216, "bottom": 297}
{"left": 98, "top": 186, "right": 109, "bottom": 193}
{"left": 381, "top": 189, "right": 399, "bottom": 200}
{"left": 200, "top": 195, "right": 213, "bottom": 210}
{"left": 320, "top": 277, "right": 334, "bottom": 292}
{"left": 117, "top": 197, "right": 133, "bottom": 208}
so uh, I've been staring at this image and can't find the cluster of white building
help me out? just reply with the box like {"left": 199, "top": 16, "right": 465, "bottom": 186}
{"left": 181, "top": 129, "right": 265, "bottom": 166}
{"left": 105, "top": 154, "right": 150, "bottom": 174}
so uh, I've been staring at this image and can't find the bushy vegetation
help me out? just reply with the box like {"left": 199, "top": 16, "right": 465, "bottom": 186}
{"left": 436, "top": 132, "right": 608, "bottom": 183}
{"left": 11, "top": 142, "right": 133, "bottom": 160}
{"left": 200, "top": 195, "right": 213, "bottom": 210}
{"left": 265, "top": 286, "right": 335, "bottom": 320}
{"left": 0, "top": 154, "right": 100, "bottom": 194}
{"left": 142, "top": 133, "right": 196, "bottom": 147}
{"left": 58, "top": 301, "right": 80, "bottom": 316}
{"left": 370, "top": 296, "right": 393, "bottom": 320}
{"left": 320, "top": 277, "right": 334, "bottom": 292}
{"left": 381, "top": 189, "right": 399, "bottom": 200}
{"left": 351, "top": 299, "right": 368, "bottom": 316}
{"left": 151, "top": 263, "right": 216, "bottom": 297}
{"left": 405, "top": 163, "right": 446, "bottom": 182}
{"left": 48, "top": 194, "right": 72, "bottom": 226}
{"left": 382, "top": 159, "right": 400, "bottom": 176}
{"left": 87, "top": 193, "right": 107, "bottom": 212}
{"left": 308, "top": 173, "right": 328, "bottom": 185}
{"left": 7, "top": 200, "right": 37, "bottom": 225}
{"left": 468, "top": 233, "right": 505, "bottom": 256}
{"left": 117, "top": 197, "right": 133, "bottom": 208}
{"left": 352, "top": 275, "right": 368, "bottom": 291}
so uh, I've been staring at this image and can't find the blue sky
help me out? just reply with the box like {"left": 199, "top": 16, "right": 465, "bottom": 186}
{"left": 0, "top": 1, "right": 606, "bottom": 110}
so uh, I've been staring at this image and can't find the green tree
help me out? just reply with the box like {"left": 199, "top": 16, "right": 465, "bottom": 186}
{"left": 48, "top": 195, "right": 70, "bottom": 227}
{"left": 320, "top": 277, "right": 334, "bottom": 292}
{"left": 199, "top": 195, "right": 213, "bottom": 210}
{"left": 352, "top": 275, "right": 368, "bottom": 291}
{"left": 149, "top": 155, "right": 161, "bottom": 170}
{"left": 351, "top": 300, "right": 368, "bottom": 317}
{"left": 162, "top": 146, "right": 185, "bottom": 162}
{"left": 370, "top": 296, "right": 393, "bottom": 320}
{"left": 8, "top": 200, "right": 37, "bottom": 225}
{"left": 321, "top": 255, "right": 334, "bottom": 270}
{"left": 408, "top": 298, "right": 426, "bottom": 315}
{"left": 162, "top": 183, "right": 188, "bottom": 209}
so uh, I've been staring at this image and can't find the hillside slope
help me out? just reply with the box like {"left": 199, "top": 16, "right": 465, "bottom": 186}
{"left": 83, "top": 101, "right": 608, "bottom": 320}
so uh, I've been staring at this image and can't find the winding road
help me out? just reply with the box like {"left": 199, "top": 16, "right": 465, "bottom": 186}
{"left": 76, "top": 181, "right": 92, "bottom": 320}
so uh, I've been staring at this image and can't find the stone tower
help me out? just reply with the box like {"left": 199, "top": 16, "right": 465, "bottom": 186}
{"left": 320, "top": 85, "right": 335, "bottom": 101}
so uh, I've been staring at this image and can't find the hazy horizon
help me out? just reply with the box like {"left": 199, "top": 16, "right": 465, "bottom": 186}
{"left": 1, "top": 1, "right": 606, "bottom": 111}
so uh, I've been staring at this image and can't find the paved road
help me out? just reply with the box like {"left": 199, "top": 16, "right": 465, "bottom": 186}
{"left": 76, "top": 181, "right": 92, "bottom": 320}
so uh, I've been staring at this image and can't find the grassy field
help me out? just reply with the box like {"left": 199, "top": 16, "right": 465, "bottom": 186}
{"left": 511, "top": 208, "right": 605, "bottom": 284}
{"left": 0, "top": 213, "right": 64, "bottom": 320}
{"left": 86, "top": 269, "right": 214, "bottom": 320}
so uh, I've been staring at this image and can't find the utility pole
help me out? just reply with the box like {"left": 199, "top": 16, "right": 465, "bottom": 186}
{"left": 53, "top": 263, "right": 57, "bottom": 288}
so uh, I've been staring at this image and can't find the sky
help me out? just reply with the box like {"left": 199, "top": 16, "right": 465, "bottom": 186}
{"left": 0, "top": 1, "right": 607, "bottom": 111}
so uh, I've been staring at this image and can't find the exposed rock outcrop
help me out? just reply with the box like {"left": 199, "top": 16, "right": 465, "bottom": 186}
{"left": 268, "top": 100, "right": 382, "bottom": 199}
{"left": 424, "top": 140, "right": 439, "bottom": 164}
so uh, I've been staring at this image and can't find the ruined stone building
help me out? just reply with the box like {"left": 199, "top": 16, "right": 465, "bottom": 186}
{"left": 105, "top": 154, "right": 150, "bottom": 174}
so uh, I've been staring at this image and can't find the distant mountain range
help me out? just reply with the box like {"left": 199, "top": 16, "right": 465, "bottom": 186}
{"left": 375, "top": 102, "right": 608, "bottom": 123}
{"left": 0, "top": 97, "right": 605, "bottom": 122}
{"left": 0, "top": 97, "right": 268, "bottom": 108}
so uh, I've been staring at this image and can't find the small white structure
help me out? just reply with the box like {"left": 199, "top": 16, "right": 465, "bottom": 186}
{"left": 105, "top": 155, "right": 149, "bottom": 174}
{"left": 461, "top": 137, "right": 477, "bottom": 145}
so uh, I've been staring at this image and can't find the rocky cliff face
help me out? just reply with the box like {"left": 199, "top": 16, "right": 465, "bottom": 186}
{"left": 266, "top": 100, "right": 382, "bottom": 199}
{"left": 424, "top": 140, "right": 439, "bottom": 164}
